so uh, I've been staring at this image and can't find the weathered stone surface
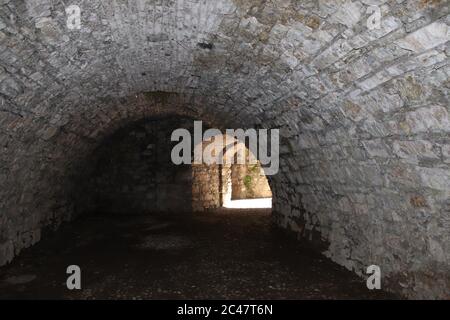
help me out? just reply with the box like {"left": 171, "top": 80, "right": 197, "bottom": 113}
{"left": 442, "top": 145, "right": 450, "bottom": 164}
{"left": 0, "top": 77, "right": 22, "bottom": 97}
{"left": 404, "top": 105, "right": 450, "bottom": 134}
{"left": 396, "top": 22, "right": 450, "bottom": 52}
{"left": 87, "top": 118, "right": 195, "bottom": 215}
{"left": 0, "top": 0, "right": 449, "bottom": 299}
{"left": 418, "top": 167, "right": 450, "bottom": 191}
{"left": 393, "top": 140, "right": 439, "bottom": 163}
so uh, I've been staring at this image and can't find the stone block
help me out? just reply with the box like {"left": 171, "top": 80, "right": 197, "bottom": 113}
{"left": 418, "top": 167, "right": 450, "bottom": 191}
{"left": 393, "top": 140, "right": 439, "bottom": 163}
{"left": 404, "top": 105, "right": 450, "bottom": 134}
{"left": 396, "top": 22, "right": 450, "bottom": 53}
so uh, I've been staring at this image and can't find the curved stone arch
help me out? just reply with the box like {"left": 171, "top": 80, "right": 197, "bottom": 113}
{"left": 191, "top": 130, "right": 276, "bottom": 207}
{"left": 0, "top": 0, "right": 449, "bottom": 298}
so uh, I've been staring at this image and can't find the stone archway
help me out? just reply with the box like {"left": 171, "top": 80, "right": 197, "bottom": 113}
{"left": 0, "top": 0, "right": 449, "bottom": 298}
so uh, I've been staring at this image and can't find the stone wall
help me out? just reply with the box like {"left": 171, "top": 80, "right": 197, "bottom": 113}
{"left": 0, "top": 0, "right": 449, "bottom": 298}
{"left": 88, "top": 118, "right": 194, "bottom": 215}
{"left": 231, "top": 163, "right": 272, "bottom": 200}
{"left": 192, "top": 164, "right": 222, "bottom": 212}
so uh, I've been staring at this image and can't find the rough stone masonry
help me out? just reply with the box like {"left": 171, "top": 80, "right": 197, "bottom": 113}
{"left": 0, "top": 0, "right": 449, "bottom": 299}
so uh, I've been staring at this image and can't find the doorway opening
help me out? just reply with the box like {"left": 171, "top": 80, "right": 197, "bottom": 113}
{"left": 223, "top": 162, "right": 272, "bottom": 209}
{"left": 190, "top": 131, "right": 273, "bottom": 211}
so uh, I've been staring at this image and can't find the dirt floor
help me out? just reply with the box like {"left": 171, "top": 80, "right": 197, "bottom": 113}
{"left": 0, "top": 209, "right": 396, "bottom": 299}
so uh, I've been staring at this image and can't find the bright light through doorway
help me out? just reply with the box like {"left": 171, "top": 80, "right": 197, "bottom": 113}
{"left": 224, "top": 198, "right": 272, "bottom": 209}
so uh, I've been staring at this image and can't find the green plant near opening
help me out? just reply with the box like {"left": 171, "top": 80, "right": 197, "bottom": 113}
{"left": 243, "top": 175, "right": 253, "bottom": 190}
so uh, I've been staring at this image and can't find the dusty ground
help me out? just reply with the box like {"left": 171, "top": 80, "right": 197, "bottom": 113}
{"left": 0, "top": 209, "right": 396, "bottom": 299}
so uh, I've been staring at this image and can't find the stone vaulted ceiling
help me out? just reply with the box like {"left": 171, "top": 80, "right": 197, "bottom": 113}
{"left": 0, "top": 0, "right": 449, "bottom": 298}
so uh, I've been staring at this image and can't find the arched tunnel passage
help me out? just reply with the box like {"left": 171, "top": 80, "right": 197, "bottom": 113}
{"left": 0, "top": 0, "right": 449, "bottom": 300}
{"left": 0, "top": 112, "right": 394, "bottom": 300}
